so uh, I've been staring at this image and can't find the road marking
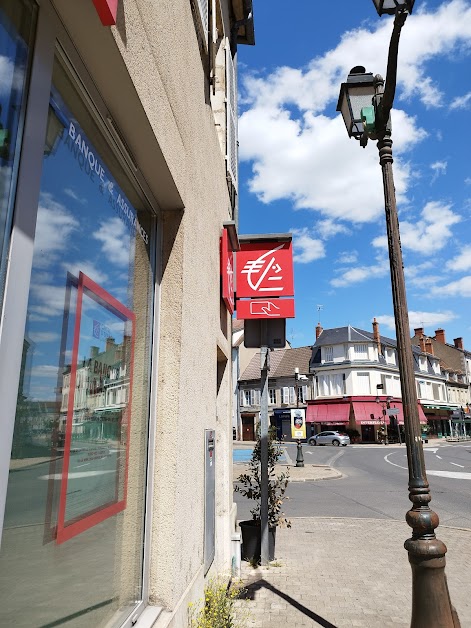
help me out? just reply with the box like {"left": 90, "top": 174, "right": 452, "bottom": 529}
{"left": 450, "top": 462, "right": 465, "bottom": 468}
{"left": 75, "top": 463, "right": 91, "bottom": 468}
{"left": 283, "top": 447, "right": 293, "bottom": 465}
{"left": 385, "top": 453, "right": 471, "bottom": 479}
{"left": 39, "top": 470, "right": 116, "bottom": 480}
{"left": 436, "top": 455, "right": 442, "bottom": 460}
{"left": 425, "top": 448, "right": 439, "bottom": 453}
{"left": 327, "top": 450, "right": 345, "bottom": 467}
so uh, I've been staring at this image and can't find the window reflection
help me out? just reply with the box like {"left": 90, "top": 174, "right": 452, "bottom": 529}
{"left": 0, "top": 0, "right": 36, "bottom": 305}
{"left": 0, "top": 54, "right": 154, "bottom": 628}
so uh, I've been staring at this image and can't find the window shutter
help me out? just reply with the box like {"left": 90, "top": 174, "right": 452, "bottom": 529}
{"left": 239, "top": 390, "right": 245, "bottom": 407}
{"left": 289, "top": 387, "right": 296, "bottom": 404}
{"left": 282, "top": 387, "right": 289, "bottom": 404}
{"left": 195, "top": 0, "right": 209, "bottom": 49}
{"left": 302, "top": 385, "right": 308, "bottom": 402}
{"left": 255, "top": 390, "right": 261, "bottom": 405}
{"left": 226, "top": 43, "right": 238, "bottom": 188}
{"left": 250, "top": 389, "right": 255, "bottom": 405}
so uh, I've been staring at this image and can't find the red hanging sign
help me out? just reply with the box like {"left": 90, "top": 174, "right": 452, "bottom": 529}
{"left": 92, "top": 0, "right": 118, "bottom": 26}
{"left": 236, "top": 241, "right": 294, "bottom": 298}
{"left": 236, "top": 298, "right": 295, "bottom": 319}
{"left": 220, "top": 228, "right": 235, "bottom": 314}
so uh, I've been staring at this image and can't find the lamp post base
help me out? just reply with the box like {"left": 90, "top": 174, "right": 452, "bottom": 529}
{"left": 405, "top": 536, "right": 460, "bottom": 627}
{"left": 295, "top": 439, "right": 304, "bottom": 467}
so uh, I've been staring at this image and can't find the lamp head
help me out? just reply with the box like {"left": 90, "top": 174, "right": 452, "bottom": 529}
{"left": 372, "top": 0, "right": 415, "bottom": 16}
{"left": 337, "top": 67, "right": 375, "bottom": 141}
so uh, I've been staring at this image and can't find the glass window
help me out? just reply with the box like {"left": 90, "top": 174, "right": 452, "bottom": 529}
{"left": 268, "top": 388, "right": 276, "bottom": 405}
{"left": 354, "top": 344, "right": 368, "bottom": 360}
{"left": 0, "top": 55, "right": 155, "bottom": 627}
{"left": 0, "top": 0, "right": 36, "bottom": 306}
{"left": 323, "top": 346, "right": 333, "bottom": 362}
{"left": 357, "top": 372, "right": 371, "bottom": 395}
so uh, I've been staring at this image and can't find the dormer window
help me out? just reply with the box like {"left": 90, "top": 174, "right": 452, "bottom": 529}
{"left": 385, "top": 347, "right": 396, "bottom": 365}
{"left": 323, "top": 346, "right": 333, "bottom": 362}
{"left": 419, "top": 356, "right": 427, "bottom": 371}
{"left": 354, "top": 344, "right": 368, "bottom": 360}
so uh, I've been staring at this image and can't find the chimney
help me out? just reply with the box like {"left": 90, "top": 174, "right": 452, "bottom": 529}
{"left": 454, "top": 337, "right": 463, "bottom": 350}
{"left": 315, "top": 322, "right": 323, "bottom": 340}
{"left": 90, "top": 346, "right": 99, "bottom": 358}
{"left": 105, "top": 336, "right": 116, "bottom": 352}
{"left": 435, "top": 329, "right": 446, "bottom": 344}
{"left": 414, "top": 327, "right": 424, "bottom": 338}
{"left": 419, "top": 335, "right": 426, "bottom": 352}
{"left": 425, "top": 338, "right": 434, "bottom": 355}
{"left": 372, "top": 318, "right": 381, "bottom": 354}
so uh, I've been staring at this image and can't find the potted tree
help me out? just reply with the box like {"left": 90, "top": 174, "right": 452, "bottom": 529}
{"left": 235, "top": 427, "right": 290, "bottom": 563}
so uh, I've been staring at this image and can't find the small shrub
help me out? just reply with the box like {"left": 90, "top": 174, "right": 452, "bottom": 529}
{"left": 189, "top": 578, "right": 246, "bottom": 628}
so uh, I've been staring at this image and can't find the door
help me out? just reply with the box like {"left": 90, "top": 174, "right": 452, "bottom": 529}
{"left": 242, "top": 415, "right": 255, "bottom": 441}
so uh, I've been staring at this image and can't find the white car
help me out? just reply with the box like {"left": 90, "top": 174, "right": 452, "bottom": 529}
{"left": 308, "top": 431, "right": 350, "bottom": 447}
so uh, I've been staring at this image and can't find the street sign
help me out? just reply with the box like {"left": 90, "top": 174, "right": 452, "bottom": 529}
{"left": 220, "top": 228, "right": 234, "bottom": 314}
{"left": 387, "top": 408, "right": 399, "bottom": 416}
{"left": 236, "top": 241, "right": 294, "bottom": 298}
{"left": 236, "top": 298, "right": 295, "bottom": 319}
{"left": 244, "top": 318, "right": 286, "bottom": 349}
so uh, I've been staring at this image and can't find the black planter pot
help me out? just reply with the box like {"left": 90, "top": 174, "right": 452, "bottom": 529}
{"left": 239, "top": 520, "right": 276, "bottom": 563}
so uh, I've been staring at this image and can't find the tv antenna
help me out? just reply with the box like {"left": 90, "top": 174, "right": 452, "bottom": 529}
{"left": 316, "top": 304, "right": 324, "bottom": 324}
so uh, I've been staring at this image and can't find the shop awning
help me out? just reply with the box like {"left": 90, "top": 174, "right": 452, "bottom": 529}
{"left": 306, "top": 402, "right": 350, "bottom": 424}
{"left": 352, "top": 401, "right": 427, "bottom": 425}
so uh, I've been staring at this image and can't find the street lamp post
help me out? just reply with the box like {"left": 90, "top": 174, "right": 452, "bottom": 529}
{"left": 294, "top": 367, "right": 304, "bottom": 467}
{"left": 337, "top": 3, "right": 459, "bottom": 626}
{"left": 375, "top": 395, "right": 393, "bottom": 444}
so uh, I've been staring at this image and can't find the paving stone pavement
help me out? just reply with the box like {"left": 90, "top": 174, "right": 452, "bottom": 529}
{"left": 233, "top": 517, "right": 471, "bottom": 628}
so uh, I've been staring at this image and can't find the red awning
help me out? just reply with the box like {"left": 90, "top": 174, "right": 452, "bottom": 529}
{"left": 306, "top": 402, "right": 350, "bottom": 424}
{"left": 352, "top": 401, "right": 427, "bottom": 425}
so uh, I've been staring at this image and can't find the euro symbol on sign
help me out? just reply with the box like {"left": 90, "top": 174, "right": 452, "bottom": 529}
{"left": 241, "top": 245, "right": 284, "bottom": 292}
{"left": 249, "top": 301, "right": 281, "bottom": 317}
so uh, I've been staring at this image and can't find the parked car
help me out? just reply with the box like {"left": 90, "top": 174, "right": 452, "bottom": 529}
{"left": 308, "top": 431, "right": 350, "bottom": 447}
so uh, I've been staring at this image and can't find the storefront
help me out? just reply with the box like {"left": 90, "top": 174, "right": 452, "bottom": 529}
{"left": 0, "top": 2, "right": 158, "bottom": 626}
{"left": 306, "top": 400, "right": 351, "bottom": 435}
{"left": 1, "top": 0, "right": 242, "bottom": 625}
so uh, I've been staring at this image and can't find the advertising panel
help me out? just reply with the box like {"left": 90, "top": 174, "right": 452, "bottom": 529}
{"left": 291, "top": 409, "right": 306, "bottom": 440}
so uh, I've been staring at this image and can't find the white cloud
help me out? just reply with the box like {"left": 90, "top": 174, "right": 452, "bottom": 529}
{"left": 34, "top": 194, "right": 79, "bottom": 268}
{"left": 376, "top": 310, "right": 458, "bottom": 331}
{"left": 432, "top": 276, "right": 471, "bottom": 297}
{"left": 93, "top": 218, "right": 132, "bottom": 267}
{"left": 450, "top": 91, "right": 471, "bottom": 109}
{"left": 430, "top": 160, "right": 447, "bottom": 182}
{"left": 30, "top": 284, "right": 68, "bottom": 318}
{"left": 330, "top": 258, "right": 389, "bottom": 287}
{"left": 239, "top": 1, "right": 471, "bottom": 226}
{"left": 317, "top": 219, "right": 349, "bottom": 239}
{"left": 64, "top": 188, "right": 87, "bottom": 204}
{"left": 446, "top": 245, "right": 471, "bottom": 271}
{"left": 372, "top": 201, "right": 461, "bottom": 255}
{"left": 29, "top": 332, "right": 60, "bottom": 343}
{"left": 291, "top": 228, "right": 325, "bottom": 264}
{"left": 30, "top": 364, "right": 60, "bottom": 379}
{"left": 337, "top": 251, "right": 358, "bottom": 265}
{"left": 62, "top": 261, "right": 108, "bottom": 286}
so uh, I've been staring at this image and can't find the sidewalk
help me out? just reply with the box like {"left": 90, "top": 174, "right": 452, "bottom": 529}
{"left": 233, "top": 517, "right": 471, "bottom": 627}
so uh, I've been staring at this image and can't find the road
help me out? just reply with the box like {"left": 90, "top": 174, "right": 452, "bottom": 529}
{"left": 234, "top": 442, "right": 471, "bottom": 529}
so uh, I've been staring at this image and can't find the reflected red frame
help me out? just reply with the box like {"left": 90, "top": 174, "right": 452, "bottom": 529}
{"left": 56, "top": 272, "right": 135, "bottom": 544}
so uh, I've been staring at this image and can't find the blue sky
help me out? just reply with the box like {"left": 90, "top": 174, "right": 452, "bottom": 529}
{"left": 237, "top": 0, "right": 471, "bottom": 350}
